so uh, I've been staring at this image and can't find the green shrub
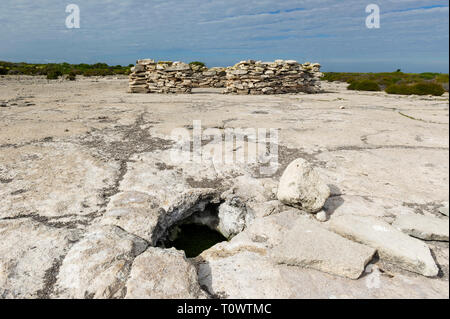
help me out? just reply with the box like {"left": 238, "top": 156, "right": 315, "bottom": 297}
{"left": 46, "top": 70, "right": 62, "bottom": 80}
{"left": 157, "top": 61, "right": 173, "bottom": 65}
{"left": 189, "top": 61, "right": 206, "bottom": 68}
{"left": 71, "top": 69, "right": 83, "bottom": 75}
{"left": 347, "top": 80, "right": 381, "bottom": 91}
{"left": 82, "top": 69, "right": 114, "bottom": 77}
{"left": 385, "top": 82, "right": 445, "bottom": 96}
{"left": 67, "top": 71, "right": 76, "bottom": 81}
{"left": 419, "top": 72, "right": 438, "bottom": 80}
{"left": 0, "top": 67, "right": 7, "bottom": 75}
{"left": 435, "top": 74, "right": 449, "bottom": 84}
{"left": 91, "top": 63, "right": 109, "bottom": 69}
{"left": 0, "top": 61, "right": 132, "bottom": 77}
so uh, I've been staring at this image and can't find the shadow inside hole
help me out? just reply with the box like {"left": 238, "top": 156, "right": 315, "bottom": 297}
{"left": 163, "top": 224, "right": 227, "bottom": 258}
{"left": 157, "top": 202, "right": 228, "bottom": 258}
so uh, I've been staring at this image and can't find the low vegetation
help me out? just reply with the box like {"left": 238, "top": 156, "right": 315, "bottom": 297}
{"left": 67, "top": 71, "right": 77, "bottom": 81}
{"left": 0, "top": 61, "right": 132, "bottom": 78}
{"left": 385, "top": 82, "right": 446, "bottom": 96}
{"left": 189, "top": 61, "right": 206, "bottom": 68}
{"left": 46, "top": 70, "right": 63, "bottom": 80}
{"left": 347, "top": 80, "right": 381, "bottom": 91}
{"left": 323, "top": 71, "right": 448, "bottom": 96}
{"left": 2, "top": 61, "right": 447, "bottom": 97}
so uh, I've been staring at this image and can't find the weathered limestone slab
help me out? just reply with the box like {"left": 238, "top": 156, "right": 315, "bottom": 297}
{"left": 196, "top": 211, "right": 448, "bottom": 298}
{"left": 0, "top": 219, "right": 78, "bottom": 299}
{"left": 1, "top": 76, "right": 449, "bottom": 299}
{"left": 271, "top": 216, "right": 376, "bottom": 279}
{"left": 328, "top": 215, "right": 439, "bottom": 277}
{"left": 198, "top": 251, "right": 292, "bottom": 299}
{"left": 439, "top": 202, "right": 449, "bottom": 217}
{"left": 393, "top": 214, "right": 449, "bottom": 241}
{"left": 101, "top": 191, "right": 161, "bottom": 243}
{"left": 125, "top": 247, "right": 207, "bottom": 299}
{"left": 54, "top": 225, "right": 148, "bottom": 299}
{"left": 0, "top": 143, "right": 118, "bottom": 219}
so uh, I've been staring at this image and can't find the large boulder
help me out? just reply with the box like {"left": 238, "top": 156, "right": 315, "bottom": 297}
{"left": 277, "top": 158, "right": 330, "bottom": 213}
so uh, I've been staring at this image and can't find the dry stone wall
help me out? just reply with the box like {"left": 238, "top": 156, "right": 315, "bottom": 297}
{"left": 129, "top": 59, "right": 322, "bottom": 94}
{"left": 224, "top": 60, "right": 322, "bottom": 94}
{"left": 129, "top": 60, "right": 193, "bottom": 94}
{"left": 191, "top": 67, "right": 227, "bottom": 88}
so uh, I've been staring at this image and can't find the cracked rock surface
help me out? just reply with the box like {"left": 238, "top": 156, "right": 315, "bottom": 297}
{"left": 393, "top": 214, "right": 449, "bottom": 242}
{"left": 54, "top": 225, "right": 148, "bottom": 299}
{"left": 0, "top": 77, "right": 448, "bottom": 299}
{"left": 328, "top": 215, "right": 439, "bottom": 277}
{"left": 125, "top": 247, "right": 207, "bottom": 299}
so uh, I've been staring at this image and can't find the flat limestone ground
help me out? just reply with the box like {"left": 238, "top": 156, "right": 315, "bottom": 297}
{"left": 0, "top": 75, "right": 448, "bottom": 299}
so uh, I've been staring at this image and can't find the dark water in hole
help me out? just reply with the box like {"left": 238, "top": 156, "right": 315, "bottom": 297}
{"left": 164, "top": 224, "right": 227, "bottom": 258}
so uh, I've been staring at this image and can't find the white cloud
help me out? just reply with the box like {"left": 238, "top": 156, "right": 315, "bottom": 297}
{"left": 0, "top": 0, "right": 448, "bottom": 72}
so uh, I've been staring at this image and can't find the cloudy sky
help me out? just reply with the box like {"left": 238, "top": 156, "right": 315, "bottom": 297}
{"left": 0, "top": 0, "right": 448, "bottom": 72}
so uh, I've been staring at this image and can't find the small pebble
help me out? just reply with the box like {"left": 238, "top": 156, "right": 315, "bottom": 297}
{"left": 315, "top": 210, "right": 328, "bottom": 222}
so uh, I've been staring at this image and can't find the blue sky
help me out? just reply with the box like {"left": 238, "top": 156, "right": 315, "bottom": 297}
{"left": 0, "top": 0, "right": 448, "bottom": 72}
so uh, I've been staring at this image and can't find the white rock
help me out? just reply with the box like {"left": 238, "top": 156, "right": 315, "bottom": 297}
{"left": 198, "top": 251, "right": 292, "bottom": 299}
{"left": 231, "top": 70, "right": 248, "bottom": 76}
{"left": 196, "top": 210, "right": 447, "bottom": 298}
{"left": 54, "top": 225, "right": 148, "bottom": 298}
{"left": 137, "top": 59, "right": 155, "bottom": 65}
{"left": 277, "top": 158, "right": 330, "bottom": 213}
{"left": 271, "top": 216, "right": 376, "bottom": 279}
{"left": 101, "top": 191, "right": 161, "bottom": 243}
{"left": 125, "top": 248, "right": 207, "bottom": 299}
{"left": 217, "top": 196, "right": 254, "bottom": 239}
{"left": 393, "top": 214, "right": 449, "bottom": 241}
{"left": 166, "top": 63, "right": 191, "bottom": 72}
{"left": 315, "top": 210, "right": 329, "bottom": 222}
{"left": 328, "top": 215, "right": 439, "bottom": 277}
{"left": 133, "top": 64, "right": 145, "bottom": 72}
{"left": 248, "top": 200, "right": 283, "bottom": 218}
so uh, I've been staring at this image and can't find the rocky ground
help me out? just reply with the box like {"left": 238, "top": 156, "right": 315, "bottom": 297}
{"left": 0, "top": 75, "right": 448, "bottom": 299}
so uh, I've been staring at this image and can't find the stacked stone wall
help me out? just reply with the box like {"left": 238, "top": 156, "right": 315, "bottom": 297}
{"left": 224, "top": 60, "right": 321, "bottom": 94}
{"left": 129, "top": 59, "right": 321, "bottom": 94}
